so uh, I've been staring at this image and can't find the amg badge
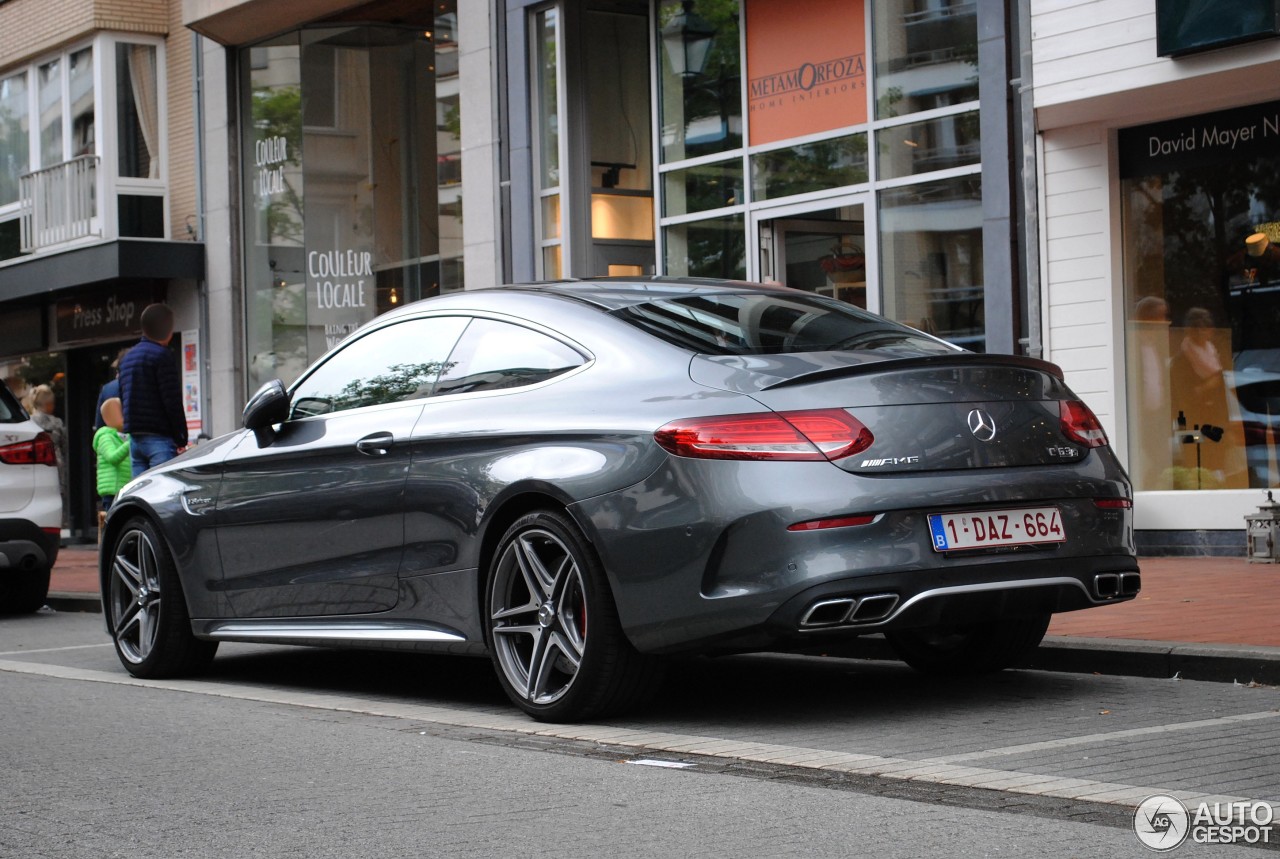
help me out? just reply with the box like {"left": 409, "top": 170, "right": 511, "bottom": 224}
{"left": 860, "top": 456, "right": 921, "bottom": 468}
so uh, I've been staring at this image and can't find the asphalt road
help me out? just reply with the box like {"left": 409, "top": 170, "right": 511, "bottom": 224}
{"left": 2, "top": 610, "right": 1277, "bottom": 857}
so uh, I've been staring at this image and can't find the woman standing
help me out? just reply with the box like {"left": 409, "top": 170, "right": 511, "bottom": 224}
{"left": 22, "top": 384, "right": 68, "bottom": 527}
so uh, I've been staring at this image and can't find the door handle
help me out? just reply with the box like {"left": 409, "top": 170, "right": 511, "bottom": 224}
{"left": 355, "top": 432, "right": 395, "bottom": 456}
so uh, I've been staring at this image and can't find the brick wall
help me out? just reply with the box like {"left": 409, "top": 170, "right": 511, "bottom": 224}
{"left": 0, "top": 0, "right": 195, "bottom": 243}
{"left": 0, "top": 0, "right": 167, "bottom": 70}
{"left": 166, "top": 0, "right": 196, "bottom": 241}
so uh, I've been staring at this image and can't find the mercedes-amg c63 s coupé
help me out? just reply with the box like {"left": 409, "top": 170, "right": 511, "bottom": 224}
{"left": 102, "top": 279, "right": 1139, "bottom": 721}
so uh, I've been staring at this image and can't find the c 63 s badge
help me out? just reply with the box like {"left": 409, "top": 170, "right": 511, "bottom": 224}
{"left": 1046, "top": 445, "right": 1080, "bottom": 459}
{"left": 859, "top": 456, "right": 921, "bottom": 468}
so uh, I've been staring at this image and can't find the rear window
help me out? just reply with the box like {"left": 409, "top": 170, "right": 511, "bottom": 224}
{"left": 613, "top": 293, "right": 959, "bottom": 357}
{"left": 0, "top": 386, "right": 25, "bottom": 423}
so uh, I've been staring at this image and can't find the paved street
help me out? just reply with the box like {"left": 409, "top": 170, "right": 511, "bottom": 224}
{"left": 2, "top": 610, "right": 1277, "bottom": 856}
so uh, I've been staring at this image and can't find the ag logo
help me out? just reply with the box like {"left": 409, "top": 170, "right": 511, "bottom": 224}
{"left": 1134, "top": 794, "right": 1190, "bottom": 851}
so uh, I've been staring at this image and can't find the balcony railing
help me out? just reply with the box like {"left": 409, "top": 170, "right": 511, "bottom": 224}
{"left": 19, "top": 155, "right": 101, "bottom": 253}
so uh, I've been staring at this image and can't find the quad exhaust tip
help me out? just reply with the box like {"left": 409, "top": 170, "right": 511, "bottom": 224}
{"left": 1093, "top": 572, "right": 1140, "bottom": 599}
{"left": 799, "top": 593, "right": 899, "bottom": 629}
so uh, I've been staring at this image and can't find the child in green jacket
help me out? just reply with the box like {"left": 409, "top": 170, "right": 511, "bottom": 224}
{"left": 94, "top": 397, "right": 131, "bottom": 510}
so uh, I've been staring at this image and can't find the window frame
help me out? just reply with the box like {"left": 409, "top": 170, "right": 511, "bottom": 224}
{"left": 432, "top": 315, "right": 590, "bottom": 398}
{"left": 0, "top": 33, "right": 168, "bottom": 245}
{"left": 286, "top": 314, "right": 471, "bottom": 418}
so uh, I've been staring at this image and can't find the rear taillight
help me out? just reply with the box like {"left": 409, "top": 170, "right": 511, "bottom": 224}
{"left": 788, "top": 514, "right": 877, "bottom": 532}
{"left": 655, "top": 409, "right": 873, "bottom": 461}
{"left": 0, "top": 432, "right": 57, "bottom": 466}
{"left": 1093, "top": 498, "right": 1132, "bottom": 509}
{"left": 1060, "top": 400, "right": 1108, "bottom": 448}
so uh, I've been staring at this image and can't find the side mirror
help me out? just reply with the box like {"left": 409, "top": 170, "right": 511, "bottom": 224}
{"left": 242, "top": 379, "right": 290, "bottom": 446}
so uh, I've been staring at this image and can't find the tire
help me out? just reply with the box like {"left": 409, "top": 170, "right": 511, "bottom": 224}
{"left": 0, "top": 564, "right": 51, "bottom": 614}
{"left": 106, "top": 517, "right": 217, "bottom": 678}
{"left": 885, "top": 613, "right": 1051, "bottom": 675}
{"left": 483, "top": 509, "right": 662, "bottom": 722}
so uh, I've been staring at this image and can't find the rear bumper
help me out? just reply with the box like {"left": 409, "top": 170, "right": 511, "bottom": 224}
{"left": 763, "top": 554, "right": 1138, "bottom": 647}
{"left": 0, "top": 519, "right": 60, "bottom": 574}
{"left": 572, "top": 456, "right": 1135, "bottom": 654}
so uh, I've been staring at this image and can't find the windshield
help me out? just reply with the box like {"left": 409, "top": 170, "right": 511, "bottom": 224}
{"left": 613, "top": 293, "right": 960, "bottom": 357}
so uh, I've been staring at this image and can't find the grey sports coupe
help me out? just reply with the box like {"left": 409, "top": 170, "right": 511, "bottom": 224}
{"left": 101, "top": 279, "right": 1138, "bottom": 722}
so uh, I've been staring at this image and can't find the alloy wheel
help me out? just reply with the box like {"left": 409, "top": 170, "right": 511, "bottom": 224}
{"left": 110, "top": 528, "right": 164, "bottom": 664}
{"left": 489, "top": 527, "right": 588, "bottom": 706}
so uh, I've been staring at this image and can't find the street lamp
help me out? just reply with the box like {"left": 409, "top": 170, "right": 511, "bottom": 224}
{"left": 661, "top": 0, "right": 715, "bottom": 79}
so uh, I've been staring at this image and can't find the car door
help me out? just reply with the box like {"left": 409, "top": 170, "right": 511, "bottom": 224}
{"left": 400, "top": 316, "right": 590, "bottom": 578}
{"left": 215, "top": 315, "right": 469, "bottom": 617}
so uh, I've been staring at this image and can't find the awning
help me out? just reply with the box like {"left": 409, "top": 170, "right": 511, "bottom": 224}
{"left": 0, "top": 239, "right": 205, "bottom": 302}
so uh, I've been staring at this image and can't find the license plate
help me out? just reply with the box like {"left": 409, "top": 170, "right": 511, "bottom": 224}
{"left": 928, "top": 506, "right": 1064, "bottom": 552}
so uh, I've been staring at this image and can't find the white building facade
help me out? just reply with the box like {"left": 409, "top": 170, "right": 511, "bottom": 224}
{"left": 1032, "top": 0, "right": 1280, "bottom": 552}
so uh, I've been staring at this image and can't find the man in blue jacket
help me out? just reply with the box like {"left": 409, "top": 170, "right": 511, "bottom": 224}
{"left": 119, "top": 303, "right": 187, "bottom": 477}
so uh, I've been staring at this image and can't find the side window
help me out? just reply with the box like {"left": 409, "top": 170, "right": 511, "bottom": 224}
{"left": 433, "top": 319, "right": 586, "bottom": 397}
{"left": 289, "top": 316, "right": 469, "bottom": 418}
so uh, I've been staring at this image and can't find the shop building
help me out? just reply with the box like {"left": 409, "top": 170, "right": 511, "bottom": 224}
{"left": 500, "top": 0, "right": 1029, "bottom": 357}
{"left": 184, "top": 0, "right": 501, "bottom": 414}
{"left": 0, "top": 0, "right": 206, "bottom": 537}
{"left": 185, "top": 0, "right": 1032, "bottom": 424}
{"left": 1030, "top": 0, "right": 1280, "bottom": 552}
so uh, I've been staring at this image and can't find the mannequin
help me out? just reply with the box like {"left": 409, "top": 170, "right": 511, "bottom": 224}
{"left": 1233, "top": 231, "right": 1280, "bottom": 287}
{"left": 1246, "top": 232, "right": 1271, "bottom": 258}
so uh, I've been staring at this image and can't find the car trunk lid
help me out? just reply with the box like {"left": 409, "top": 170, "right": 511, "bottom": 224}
{"left": 690, "top": 352, "right": 1091, "bottom": 473}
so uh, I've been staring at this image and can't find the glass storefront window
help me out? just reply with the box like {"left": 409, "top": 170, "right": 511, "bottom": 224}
{"left": 586, "top": 7, "right": 654, "bottom": 274}
{"left": 650, "top": 0, "right": 987, "bottom": 325}
{"left": 534, "top": 9, "right": 559, "bottom": 189}
{"left": 752, "top": 134, "right": 868, "bottom": 201}
{"left": 873, "top": 0, "right": 978, "bottom": 120}
{"left": 591, "top": 193, "right": 654, "bottom": 241}
{"left": 878, "top": 175, "right": 983, "bottom": 349}
{"left": 542, "top": 245, "right": 563, "bottom": 279}
{"left": 664, "top": 213, "right": 746, "bottom": 279}
{"left": 1120, "top": 101, "right": 1280, "bottom": 492}
{"left": 663, "top": 159, "right": 742, "bottom": 217}
{"left": 116, "top": 44, "right": 159, "bottom": 178}
{"left": 541, "top": 194, "right": 561, "bottom": 241}
{"left": 241, "top": 8, "right": 461, "bottom": 392}
{"left": 877, "top": 110, "right": 979, "bottom": 180}
{"left": 0, "top": 72, "right": 28, "bottom": 205}
{"left": 657, "top": 0, "right": 742, "bottom": 163}
{"left": 532, "top": 7, "right": 562, "bottom": 278}
{"left": 244, "top": 38, "right": 306, "bottom": 388}
{"left": 435, "top": 17, "right": 464, "bottom": 294}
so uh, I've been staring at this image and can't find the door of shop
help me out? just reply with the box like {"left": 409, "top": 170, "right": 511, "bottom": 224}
{"left": 752, "top": 197, "right": 873, "bottom": 311}
{"left": 66, "top": 340, "right": 134, "bottom": 538}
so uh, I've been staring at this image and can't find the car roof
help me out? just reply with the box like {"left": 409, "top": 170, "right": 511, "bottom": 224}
{"left": 503, "top": 277, "right": 797, "bottom": 311}
{"left": 369, "top": 277, "right": 805, "bottom": 324}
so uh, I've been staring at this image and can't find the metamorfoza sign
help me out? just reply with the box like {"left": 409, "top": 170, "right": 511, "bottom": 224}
{"left": 749, "top": 55, "right": 866, "bottom": 102}
{"left": 745, "top": 0, "right": 867, "bottom": 146}
{"left": 1118, "top": 99, "right": 1280, "bottom": 178}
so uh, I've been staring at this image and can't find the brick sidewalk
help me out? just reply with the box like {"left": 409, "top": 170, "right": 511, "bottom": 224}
{"left": 54, "top": 547, "right": 1280, "bottom": 648}
{"left": 1046, "top": 555, "right": 1280, "bottom": 647}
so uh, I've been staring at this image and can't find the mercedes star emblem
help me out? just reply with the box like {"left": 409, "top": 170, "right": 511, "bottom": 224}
{"left": 967, "top": 408, "right": 997, "bottom": 442}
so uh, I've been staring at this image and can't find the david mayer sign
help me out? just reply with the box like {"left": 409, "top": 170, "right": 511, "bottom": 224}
{"left": 1119, "top": 99, "right": 1280, "bottom": 178}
